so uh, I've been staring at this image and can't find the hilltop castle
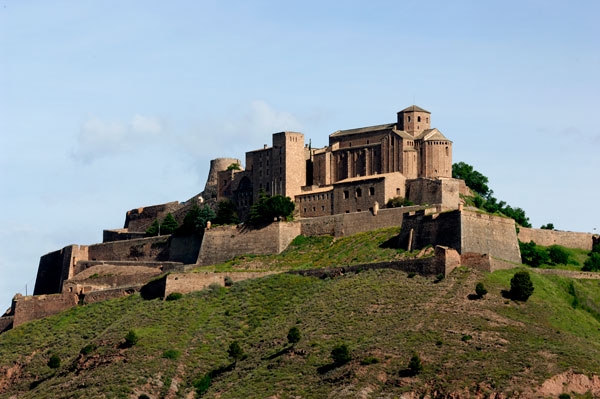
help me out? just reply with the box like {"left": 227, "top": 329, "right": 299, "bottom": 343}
{"left": 218, "top": 105, "right": 455, "bottom": 220}
{"left": 3, "top": 104, "right": 596, "bottom": 334}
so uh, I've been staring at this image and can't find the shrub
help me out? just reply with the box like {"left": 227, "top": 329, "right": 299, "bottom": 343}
{"left": 360, "top": 356, "right": 380, "bottom": 365}
{"left": 160, "top": 213, "right": 179, "bottom": 234}
{"left": 227, "top": 341, "right": 244, "bottom": 363}
{"left": 139, "top": 395, "right": 150, "bottom": 399}
{"left": 519, "top": 240, "right": 549, "bottom": 267}
{"left": 510, "top": 271, "right": 534, "bottom": 301}
{"left": 287, "top": 326, "right": 301, "bottom": 345}
{"left": 124, "top": 330, "right": 139, "bottom": 347}
{"left": 162, "top": 349, "right": 181, "bottom": 360}
{"left": 407, "top": 353, "right": 423, "bottom": 375}
{"left": 583, "top": 252, "right": 600, "bottom": 272}
{"left": 386, "top": 196, "right": 414, "bottom": 208}
{"left": 193, "top": 373, "right": 212, "bottom": 396}
{"left": 224, "top": 275, "right": 234, "bottom": 287}
{"left": 165, "top": 292, "right": 183, "bottom": 301}
{"left": 461, "top": 334, "right": 472, "bottom": 342}
{"left": 80, "top": 343, "right": 97, "bottom": 356}
{"left": 145, "top": 219, "right": 161, "bottom": 237}
{"left": 407, "top": 272, "right": 416, "bottom": 278}
{"left": 540, "top": 223, "right": 555, "bottom": 230}
{"left": 434, "top": 273, "right": 444, "bottom": 283}
{"left": 558, "top": 394, "right": 571, "bottom": 399}
{"left": 47, "top": 354, "right": 61, "bottom": 369}
{"left": 331, "top": 343, "right": 351, "bottom": 365}
{"left": 548, "top": 245, "right": 570, "bottom": 265}
{"left": 475, "top": 282, "right": 488, "bottom": 298}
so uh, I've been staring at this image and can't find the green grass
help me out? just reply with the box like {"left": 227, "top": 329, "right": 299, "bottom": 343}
{"left": 2, "top": 266, "right": 600, "bottom": 398}
{"left": 192, "top": 226, "right": 408, "bottom": 272}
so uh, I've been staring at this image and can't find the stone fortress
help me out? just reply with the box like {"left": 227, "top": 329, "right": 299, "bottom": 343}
{"left": 1, "top": 105, "right": 598, "bottom": 333}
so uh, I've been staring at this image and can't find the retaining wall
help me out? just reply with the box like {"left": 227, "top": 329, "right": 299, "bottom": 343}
{"left": 518, "top": 227, "right": 596, "bottom": 250}
{"left": 164, "top": 272, "right": 278, "bottom": 298}
{"left": 197, "top": 222, "right": 301, "bottom": 266}
{"left": 12, "top": 293, "right": 78, "bottom": 327}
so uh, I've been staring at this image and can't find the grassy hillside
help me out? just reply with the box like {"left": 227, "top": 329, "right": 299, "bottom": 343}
{"left": 2, "top": 228, "right": 600, "bottom": 398}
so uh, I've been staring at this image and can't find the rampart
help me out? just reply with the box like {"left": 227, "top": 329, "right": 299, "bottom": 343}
{"left": 398, "top": 209, "right": 521, "bottom": 264}
{"left": 103, "top": 229, "right": 146, "bottom": 242}
{"left": 124, "top": 201, "right": 181, "bottom": 232}
{"left": 406, "top": 178, "right": 460, "bottom": 210}
{"left": 518, "top": 227, "right": 597, "bottom": 250}
{"left": 12, "top": 293, "right": 78, "bottom": 327}
{"left": 299, "top": 206, "right": 425, "bottom": 237}
{"left": 34, "top": 245, "right": 89, "bottom": 295}
{"left": 197, "top": 222, "right": 301, "bottom": 266}
{"left": 164, "top": 271, "right": 278, "bottom": 297}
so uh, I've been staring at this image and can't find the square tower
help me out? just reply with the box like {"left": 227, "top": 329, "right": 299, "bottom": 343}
{"left": 397, "top": 105, "right": 431, "bottom": 136}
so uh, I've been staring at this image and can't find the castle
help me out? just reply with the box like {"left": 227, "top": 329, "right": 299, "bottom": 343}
{"left": 1, "top": 105, "right": 597, "bottom": 334}
{"left": 218, "top": 105, "right": 455, "bottom": 220}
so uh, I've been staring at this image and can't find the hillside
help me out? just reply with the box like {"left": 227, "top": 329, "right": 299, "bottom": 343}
{"left": 2, "top": 230, "right": 600, "bottom": 398}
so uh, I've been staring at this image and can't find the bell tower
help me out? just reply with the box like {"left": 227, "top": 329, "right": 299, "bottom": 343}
{"left": 397, "top": 105, "right": 431, "bottom": 136}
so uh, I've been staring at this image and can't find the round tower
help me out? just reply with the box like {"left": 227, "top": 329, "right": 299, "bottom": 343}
{"left": 202, "top": 158, "right": 242, "bottom": 200}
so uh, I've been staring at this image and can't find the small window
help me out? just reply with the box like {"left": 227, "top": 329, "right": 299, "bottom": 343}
{"left": 369, "top": 187, "right": 375, "bottom": 196}
{"left": 356, "top": 188, "right": 362, "bottom": 197}
{"left": 408, "top": 116, "right": 411, "bottom": 122}
{"left": 343, "top": 190, "right": 349, "bottom": 199}
{"left": 396, "top": 188, "right": 401, "bottom": 195}
{"left": 321, "top": 205, "right": 325, "bottom": 211}
{"left": 418, "top": 116, "right": 421, "bottom": 122}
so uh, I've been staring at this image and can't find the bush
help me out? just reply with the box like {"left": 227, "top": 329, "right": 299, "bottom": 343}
{"left": 407, "top": 353, "right": 423, "bottom": 375}
{"left": 386, "top": 196, "right": 414, "bottom": 208}
{"left": 540, "top": 223, "right": 555, "bottom": 230}
{"left": 139, "top": 395, "right": 150, "bottom": 399}
{"left": 80, "top": 343, "right": 97, "bottom": 356}
{"left": 360, "top": 356, "right": 380, "bottom": 365}
{"left": 558, "top": 394, "right": 571, "bottom": 399}
{"left": 461, "top": 334, "right": 472, "bottom": 342}
{"left": 224, "top": 275, "right": 234, "bottom": 287}
{"left": 227, "top": 341, "right": 244, "bottom": 363}
{"left": 475, "top": 282, "right": 487, "bottom": 298}
{"left": 248, "top": 191, "right": 295, "bottom": 226}
{"left": 287, "top": 326, "right": 301, "bottom": 345}
{"left": 331, "top": 343, "right": 351, "bottom": 365}
{"left": 548, "top": 245, "right": 570, "bottom": 265}
{"left": 519, "top": 240, "right": 549, "bottom": 267}
{"left": 510, "top": 271, "right": 534, "bottom": 301}
{"left": 162, "top": 349, "right": 181, "bottom": 360}
{"left": 583, "top": 252, "right": 600, "bottom": 272}
{"left": 47, "top": 354, "right": 61, "bottom": 369}
{"left": 193, "top": 373, "right": 212, "bottom": 396}
{"left": 165, "top": 292, "right": 183, "bottom": 301}
{"left": 124, "top": 330, "right": 139, "bottom": 347}
{"left": 177, "top": 205, "right": 216, "bottom": 236}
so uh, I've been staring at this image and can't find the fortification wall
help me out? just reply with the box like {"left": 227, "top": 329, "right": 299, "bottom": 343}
{"left": 0, "top": 316, "right": 13, "bottom": 333}
{"left": 397, "top": 210, "right": 461, "bottom": 251}
{"left": 34, "top": 245, "right": 88, "bottom": 295}
{"left": 88, "top": 236, "right": 170, "bottom": 262}
{"left": 518, "top": 227, "right": 595, "bottom": 250}
{"left": 124, "top": 201, "right": 181, "bottom": 232}
{"left": 12, "top": 293, "right": 78, "bottom": 327}
{"left": 103, "top": 229, "right": 146, "bottom": 243}
{"left": 83, "top": 287, "right": 140, "bottom": 304}
{"left": 406, "top": 178, "right": 460, "bottom": 210}
{"left": 461, "top": 211, "right": 521, "bottom": 263}
{"left": 300, "top": 206, "right": 421, "bottom": 238}
{"left": 164, "top": 272, "right": 278, "bottom": 297}
{"left": 197, "top": 222, "right": 301, "bottom": 266}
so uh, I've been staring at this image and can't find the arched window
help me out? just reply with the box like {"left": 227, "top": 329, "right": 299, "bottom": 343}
{"left": 417, "top": 116, "right": 421, "bottom": 122}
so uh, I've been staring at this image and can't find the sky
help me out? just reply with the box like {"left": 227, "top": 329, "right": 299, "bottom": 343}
{"left": 1, "top": 0, "right": 599, "bottom": 310}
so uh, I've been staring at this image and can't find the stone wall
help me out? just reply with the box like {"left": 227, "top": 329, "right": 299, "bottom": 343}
{"left": 518, "top": 227, "right": 596, "bottom": 250}
{"left": 12, "top": 293, "right": 78, "bottom": 327}
{"left": 124, "top": 201, "right": 181, "bottom": 232}
{"left": 398, "top": 209, "right": 521, "bottom": 264}
{"left": 164, "top": 271, "right": 278, "bottom": 297}
{"left": 34, "top": 245, "right": 88, "bottom": 295}
{"left": 300, "top": 206, "right": 423, "bottom": 238}
{"left": 88, "top": 236, "right": 170, "bottom": 262}
{"left": 406, "top": 178, "right": 460, "bottom": 210}
{"left": 83, "top": 287, "right": 140, "bottom": 304}
{"left": 0, "top": 316, "right": 13, "bottom": 333}
{"left": 461, "top": 211, "right": 521, "bottom": 264}
{"left": 103, "top": 229, "right": 146, "bottom": 243}
{"left": 197, "top": 222, "right": 301, "bottom": 266}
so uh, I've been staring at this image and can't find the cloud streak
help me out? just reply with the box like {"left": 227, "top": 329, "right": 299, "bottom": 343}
{"left": 71, "top": 114, "right": 166, "bottom": 163}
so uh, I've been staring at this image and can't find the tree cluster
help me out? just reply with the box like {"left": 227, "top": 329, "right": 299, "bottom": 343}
{"left": 583, "top": 244, "right": 600, "bottom": 271}
{"left": 453, "top": 162, "right": 531, "bottom": 227}
{"left": 146, "top": 213, "right": 179, "bottom": 236}
{"left": 248, "top": 191, "right": 295, "bottom": 226}
{"left": 519, "top": 241, "right": 572, "bottom": 267}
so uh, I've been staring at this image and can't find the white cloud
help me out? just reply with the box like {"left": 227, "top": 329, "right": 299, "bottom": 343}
{"left": 72, "top": 114, "right": 166, "bottom": 163}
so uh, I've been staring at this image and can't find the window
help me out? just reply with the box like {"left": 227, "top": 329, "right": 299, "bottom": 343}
{"left": 418, "top": 116, "right": 421, "bottom": 122}
{"left": 408, "top": 116, "right": 411, "bottom": 122}
{"left": 396, "top": 188, "right": 401, "bottom": 195}
{"left": 343, "top": 190, "right": 349, "bottom": 199}
{"left": 356, "top": 188, "right": 362, "bottom": 197}
{"left": 369, "top": 187, "right": 375, "bottom": 196}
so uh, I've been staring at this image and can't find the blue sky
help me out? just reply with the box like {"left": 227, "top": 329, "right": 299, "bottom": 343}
{"left": 1, "top": 0, "right": 599, "bottom": 310}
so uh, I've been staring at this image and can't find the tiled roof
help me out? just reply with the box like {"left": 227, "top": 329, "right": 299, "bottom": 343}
{"left": 399, "top": 105, "right": 430, "bottom": 114}
{"left": 330, "top": 123, "right": 396, "bottom": 138}
{"left": 415, "top": 128, "right": 451, "bottom": 141}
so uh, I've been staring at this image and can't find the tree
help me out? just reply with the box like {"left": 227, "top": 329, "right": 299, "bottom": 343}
{"left": 213, "top": 199, "right": 239, "bottom": 225}
{"left": 509, "top": 271, "right": 534, "bottom": 301}
{"left": 124, "top": 330, "right": 139, "bottom": 347}
{"left": 177, "top": 205, "right": 216, "bottom": 235}
{"left": 386, "top": 196, "right": 414, "bottom": 208}
{"left": 452, "top": 162, "right": 491, "bottom": 198}
{"left": 226, "top": 162, "right": 241, "bottom": 171}
{"left": 583, "top": 252, "right": 600, "bottom": 272}
{"left": 331, "top": 343, "right": 351, "bottom": 365}
{"left": 160, "top": 213, "right": 179, "bottom": 234}
{"left": 407, "top": 352, "right": 423, "bottom": 375}
{"left": 519, "top": 240, "right": 549, "bottom": 267}
{"left": 146, "top": 219, "right": 160, "bottom": 236}
{"left": 475, "top": 282, "right": 488, "bottom": 298}
{"left": 287, "top": 326, "right": 301, "bottom": 346}
{"left": 540, "top": 223, "right": 555, "bottom": 230}
{"left": 227, "top": 341, "right": 244, "bottom": 365}
{"left": 47, "top": 354, "right": 61, "bottom": 369}
{"left": 548, "top": 245, "right": 570, "bottom": 265}
{"left": 248, "top": 191, "right": 295, "bottom": 226}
